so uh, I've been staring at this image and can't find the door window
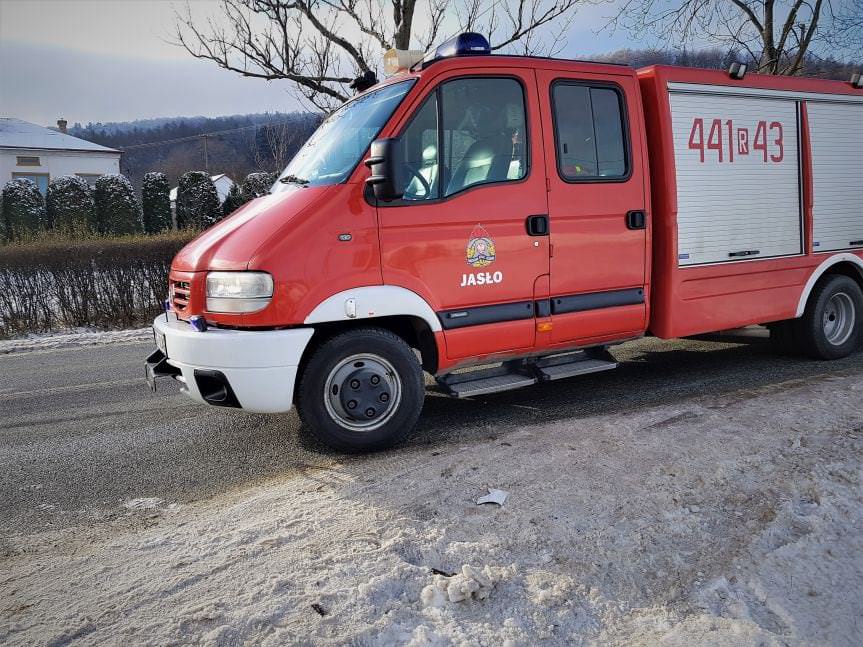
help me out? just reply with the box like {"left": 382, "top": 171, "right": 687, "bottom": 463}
{"left": 551, "top": 83, "right": 628, "bottom": 181}
{"left": 397, "top": 77, "right": 527, "bottom": 201}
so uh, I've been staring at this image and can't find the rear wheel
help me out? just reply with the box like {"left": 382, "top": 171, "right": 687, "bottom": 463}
{"left": 297, "top": 327, "right": 424, "bottom": 452}
{"left": 796, "top": 274, "right": 863, "bottom": 360}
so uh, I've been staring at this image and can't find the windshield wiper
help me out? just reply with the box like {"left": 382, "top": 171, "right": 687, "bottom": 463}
{"left": 279, "top": 174, "right": 310, "bottom": 185}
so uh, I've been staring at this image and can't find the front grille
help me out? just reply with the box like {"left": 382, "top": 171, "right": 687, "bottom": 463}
{"left": 171, "top": 280, "right": 191, "bottom": 312}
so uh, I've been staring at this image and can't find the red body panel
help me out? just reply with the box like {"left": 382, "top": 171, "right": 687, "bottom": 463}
{"left": 637, "top": 66, "right": 863, "bottom": 338}
{"left": 168, "top": 56, "right": 862, "bottom": 373}
{"left": 534, "top": 67, "right": 650, "bottom": 345}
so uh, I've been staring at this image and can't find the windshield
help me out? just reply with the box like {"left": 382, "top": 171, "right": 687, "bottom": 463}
{"left": 273, "top": 80, "right": 415, "bottom": 190}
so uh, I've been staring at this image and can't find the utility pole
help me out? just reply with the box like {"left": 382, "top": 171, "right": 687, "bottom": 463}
{"left": 201, "top": 134, "right": 210, "bottom": 174}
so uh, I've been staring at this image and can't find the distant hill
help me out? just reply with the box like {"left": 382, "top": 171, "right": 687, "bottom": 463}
{"left": 69, "top": 112, "right": 320, "bottom": 188}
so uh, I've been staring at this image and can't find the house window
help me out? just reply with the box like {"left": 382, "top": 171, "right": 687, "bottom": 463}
{"left": 76, "top": 174, "right": 102, "bottom": 186}
{"left": 12, "top": 172, "right": 49, "bottom": 195}
{"left": 16, "top": 156, "right": 41, "bottom": 166}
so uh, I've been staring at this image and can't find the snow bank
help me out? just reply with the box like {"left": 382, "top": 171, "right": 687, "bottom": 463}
{"left": 0, "top": 327, "right": 151, "bottom": 354}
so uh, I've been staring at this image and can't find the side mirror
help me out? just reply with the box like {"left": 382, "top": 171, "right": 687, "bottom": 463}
{"left": 365, "top": 138, "right": 402, "bottom": 201}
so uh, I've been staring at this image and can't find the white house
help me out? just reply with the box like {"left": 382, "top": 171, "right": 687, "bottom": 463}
{"left": 0, "top": 118, "right": 121, "bottom": 194}
{"left": 169, "top": 173, "right": 235, "bottom": 206}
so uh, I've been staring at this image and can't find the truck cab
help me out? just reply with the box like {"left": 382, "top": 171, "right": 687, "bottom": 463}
{"left": 146, "top": 33, "right": 863, "bottom": 451}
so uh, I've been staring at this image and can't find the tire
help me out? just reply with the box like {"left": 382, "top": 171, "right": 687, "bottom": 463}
{"left": 796, "top": 274, "right": 863, "bottom": 360}
{"left": 296, "top": 327, "right": 425, "bottom": 452}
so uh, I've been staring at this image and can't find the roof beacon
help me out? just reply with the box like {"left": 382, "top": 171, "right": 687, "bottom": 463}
{"left": 383, "top": 49, "right": 425, "bottom": 75}
{"left": 422, "top": 32, "right": 491, "bottom": 68}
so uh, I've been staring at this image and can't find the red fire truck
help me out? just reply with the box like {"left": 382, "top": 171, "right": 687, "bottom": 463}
{"left": 146, "top": 33, "right": 863, "bottom": 452}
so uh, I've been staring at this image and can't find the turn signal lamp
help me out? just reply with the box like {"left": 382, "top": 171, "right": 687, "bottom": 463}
{"left": 421, "top": 32, "right": 491, "bottom": 68}
{"left": 189, "top": 315, "right": 208, "bottom": 333}
{"left": 383, "top": 49, "right": 425, "bottom": 75}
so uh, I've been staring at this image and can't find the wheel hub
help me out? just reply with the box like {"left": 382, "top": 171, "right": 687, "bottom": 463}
{"left": 338, "top": 367, "right": 392, "bottom": 422}
{"left": 324, "top": 354, "right": 403, "bottom": 432}
{"left": 822, "top": 292, "right": 856, "bottom": 346}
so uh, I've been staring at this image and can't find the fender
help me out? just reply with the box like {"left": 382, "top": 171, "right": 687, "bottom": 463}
{"left": 304, "top": 285, "right": 442, "bottom": 332}
{"left": 795, "top": 253, "right": 863, "bottom": 317}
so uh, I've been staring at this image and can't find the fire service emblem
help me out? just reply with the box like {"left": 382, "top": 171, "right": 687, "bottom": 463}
{"left": 465, "top": 224, "right": 496, "bottom": 268}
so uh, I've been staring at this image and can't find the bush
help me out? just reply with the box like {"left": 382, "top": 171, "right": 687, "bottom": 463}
{"left": 241, "top": 172, "right": 278, "bottom": 201}
{"left": 94, "top": 174, "right": 143, "bottom": 235}
{"left": 0, "top": 231, "right": 195, "bottom": 337}
{"left": 2, "top": 178, "right": 46, "bottom": 240}
{"left": 221, "top": 182, "right": 248, "bottom": 217}
{"left": 141, "top": 172, "right": 172, "bottom": 233}
{"left": 175, "top": 171, "right": 221, "bottom": 229}
{"left": 46, "top": 176, "right": 94, "bottom": 235}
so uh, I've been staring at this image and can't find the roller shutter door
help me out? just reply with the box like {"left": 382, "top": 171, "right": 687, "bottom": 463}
{"left": 670, "top": 92, "right": 802, "bottom": 266}
{"left": 808, "top": 102, "right": 863, "bottom": 252}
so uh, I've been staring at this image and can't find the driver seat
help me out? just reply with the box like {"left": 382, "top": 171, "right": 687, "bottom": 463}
{"left": 446, "top": 133, "right": 512, "bottom": 195}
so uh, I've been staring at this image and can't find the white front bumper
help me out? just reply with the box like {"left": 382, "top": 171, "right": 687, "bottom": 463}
{"left": 152, "top": 314, "right": 314, "bottom": 413}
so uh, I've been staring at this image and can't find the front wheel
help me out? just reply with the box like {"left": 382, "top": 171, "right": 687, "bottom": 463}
{"left": 797, "top": 274, "right": 863, "bottom": 360}
{"left": 297, "top": 327, "right": 424, "bottom": 452}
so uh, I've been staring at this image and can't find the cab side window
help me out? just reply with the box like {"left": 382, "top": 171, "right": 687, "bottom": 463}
{"left": 398, "top": 77, "right": 528, "bottom": 201}
{"left": 399, "top": 95, "right": 439, "bottom": 201}
{"left": 552, "top": 83, "right": 628, "bottom": 181}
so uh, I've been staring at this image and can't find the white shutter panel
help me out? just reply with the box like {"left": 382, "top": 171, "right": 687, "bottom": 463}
{"left": 808, "top": 102, "right": 863, "bottom": 252}
{"left": 669, "top": 92, "right": 802, "bottom": 266}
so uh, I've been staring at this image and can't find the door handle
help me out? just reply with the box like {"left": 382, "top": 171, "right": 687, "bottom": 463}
{"left": 626, "top": 211, "right": 647, "bottom": 230}
{"left": 526, "top": 214, "right": 549, "bottom": 236}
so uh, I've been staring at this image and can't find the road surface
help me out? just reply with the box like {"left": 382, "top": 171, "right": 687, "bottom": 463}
{"left": 2, "top": 334, "right": 861, "bottom": 536}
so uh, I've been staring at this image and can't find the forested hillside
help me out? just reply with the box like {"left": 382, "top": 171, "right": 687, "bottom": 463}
{"left": 69, "top": 112, "right": 320, "bottom": 188}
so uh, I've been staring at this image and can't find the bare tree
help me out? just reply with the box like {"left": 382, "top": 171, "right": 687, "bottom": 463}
{"left": 604, "top": 0, "right": 862, "bottom": 75}
{"left": 175, "top": 0, "right": 582, "bottom": 111}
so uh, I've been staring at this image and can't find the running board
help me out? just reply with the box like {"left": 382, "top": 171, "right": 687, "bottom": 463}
{"left": 437, "top": 349, "right": 618, "bottom": 398}
{"left": 534, "top": 349, "right": 618, "bottom": 381}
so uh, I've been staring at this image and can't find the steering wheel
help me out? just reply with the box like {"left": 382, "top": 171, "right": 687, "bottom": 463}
{"left": 403, "top": 164, "right": 431, "bottom": 199}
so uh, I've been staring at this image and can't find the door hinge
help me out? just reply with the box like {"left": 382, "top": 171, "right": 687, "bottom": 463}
{"left": 545, "top": 177, "right": 551, "bottom": 192}
{"left": 549, "top": 243, "right": 554, "bottom": 258}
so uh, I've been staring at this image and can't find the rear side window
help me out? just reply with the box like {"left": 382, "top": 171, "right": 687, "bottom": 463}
{"left": 552, "top": 83, "right": 628, "bottom": 181}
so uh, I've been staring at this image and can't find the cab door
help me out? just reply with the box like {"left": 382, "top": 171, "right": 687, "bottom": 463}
{"left": 535, "top": 69, "right": 649, "bottom": 345}
{"left": 377, "top": 69, "right": 550, "bottom": 360}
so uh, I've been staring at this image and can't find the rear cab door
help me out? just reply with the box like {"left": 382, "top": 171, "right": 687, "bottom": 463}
{"left": 535, "top": 66, "right": 650, "bottom": 346}
{"left": 377, "top": 64, "right": 550, "bottom": 361}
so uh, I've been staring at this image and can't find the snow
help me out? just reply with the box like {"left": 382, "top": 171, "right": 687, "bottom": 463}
{"left": 1, "top": 362, "right": 861, "bottom": 645}
{"left": 0, "top": 327, "right": 151, "bottom": 354}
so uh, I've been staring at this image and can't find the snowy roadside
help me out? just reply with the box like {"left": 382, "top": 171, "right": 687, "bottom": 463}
{"left": 0, "top": 327, "right": 152, "bottom": 355}
{"left": 1, "top": 369, "right": 861, "bottom": 646}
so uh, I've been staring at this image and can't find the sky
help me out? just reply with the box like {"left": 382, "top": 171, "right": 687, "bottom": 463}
{"left": 0, "top": 0, "right": 636, "bottom": 126}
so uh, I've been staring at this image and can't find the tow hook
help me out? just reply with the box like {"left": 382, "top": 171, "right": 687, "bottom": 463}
{"left": 144, "top": 349, "right": 181, "bottom": 392}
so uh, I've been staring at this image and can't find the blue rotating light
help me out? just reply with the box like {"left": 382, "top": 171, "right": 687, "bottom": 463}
{"left": 422, "top": 32, "right": 491, "bottom": 68}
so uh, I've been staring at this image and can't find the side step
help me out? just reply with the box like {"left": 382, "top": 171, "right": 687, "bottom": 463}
{"left": 534, "top": 349, "right": 618, "bottom": 382}
{"left": 437, "top": 349, "right": 618, "bottom": 398}
{"left": 439, "top": 361, "right": 538, "bottom": 398}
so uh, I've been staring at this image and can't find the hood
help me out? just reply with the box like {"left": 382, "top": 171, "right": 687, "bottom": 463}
{"left": 172, "top": 185, "right": 337, "bottom": 272}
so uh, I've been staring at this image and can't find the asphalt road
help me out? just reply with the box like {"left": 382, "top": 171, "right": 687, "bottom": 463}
{"left": 2, "top": 335, "right": 862, "bottom": 536}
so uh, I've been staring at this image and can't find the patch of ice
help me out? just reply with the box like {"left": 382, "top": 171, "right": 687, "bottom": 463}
{"left": 123, "top": 497, "right": 164, "bottom": 510}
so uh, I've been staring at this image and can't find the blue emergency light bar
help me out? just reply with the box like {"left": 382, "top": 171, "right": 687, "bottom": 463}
{"left": 422, "top": 32, "right": 491, "bottom": 68}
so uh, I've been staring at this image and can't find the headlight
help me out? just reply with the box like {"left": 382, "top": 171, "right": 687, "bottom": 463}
{"left": 206, "top": 271, "right": 274, "bottom": 313}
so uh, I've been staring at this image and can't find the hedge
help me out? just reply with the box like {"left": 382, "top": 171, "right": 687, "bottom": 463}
{"left": 0, "top": 231, "right": 195, "bottom": 338}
